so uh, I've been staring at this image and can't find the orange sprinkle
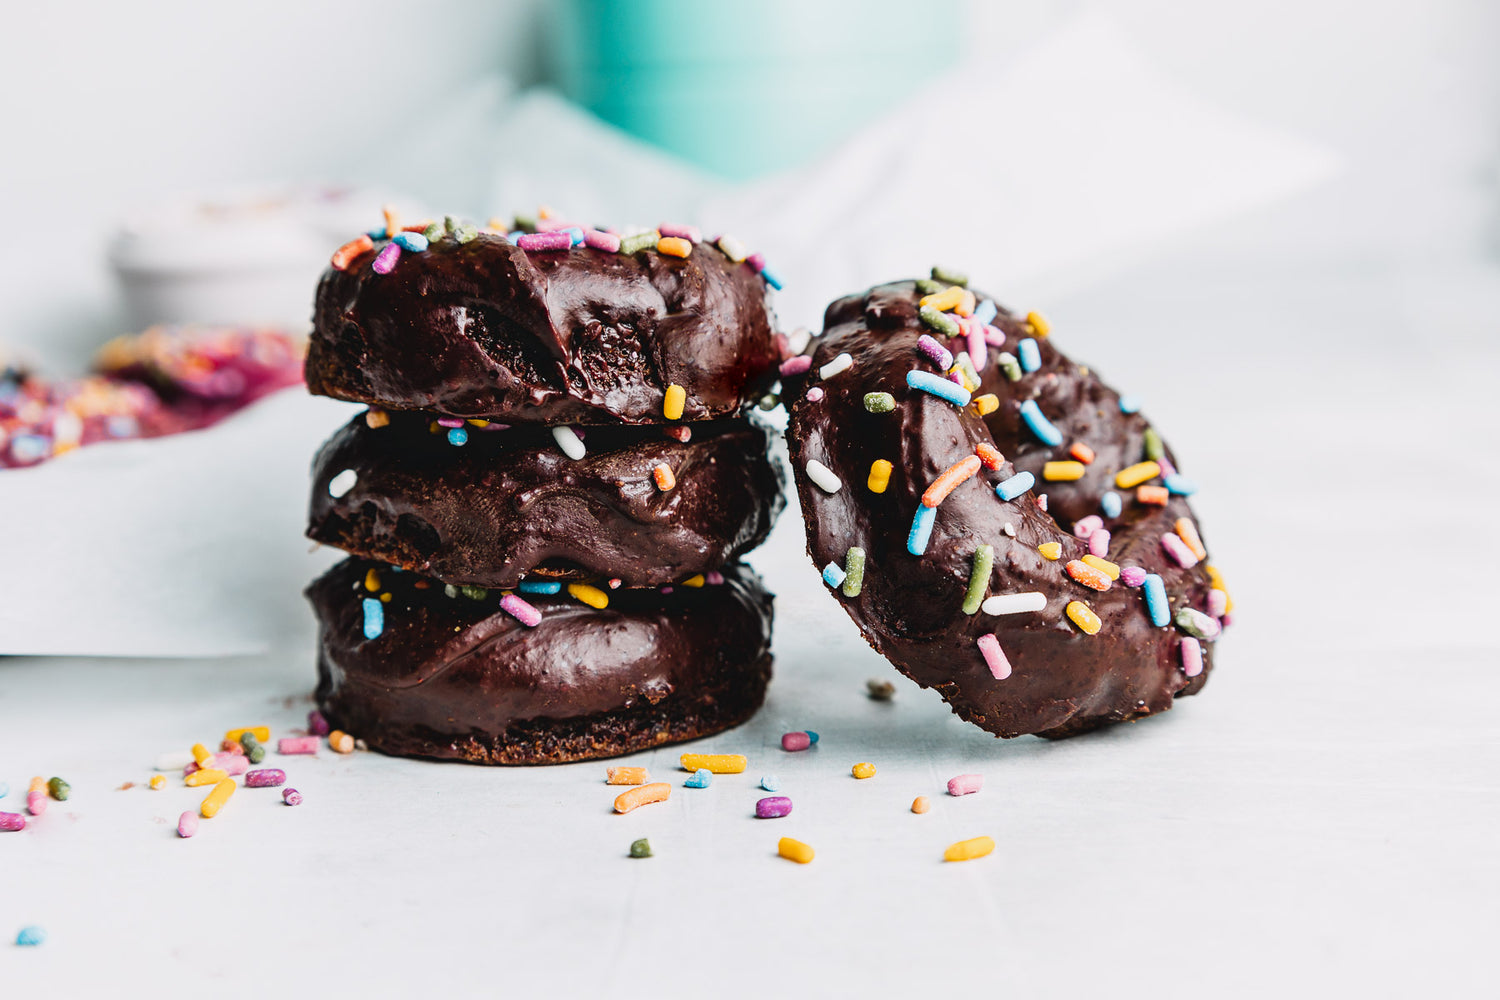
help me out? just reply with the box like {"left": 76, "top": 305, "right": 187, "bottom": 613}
{"left": 606, "top": 767, "right": 649, "bottom": 786}
{"left": 956, "top": 288, "right": 977, "bottom": 317}
{"left": 912, "top": 795, "right": 931, "bottom": 814}
{"left": 1205, "top": 565, "right": 1235, "bottom": 612}
{"left": 653, "top": 463, "right": 676, "bottom": 491}
{"left": 1069, "top": 442, "right": 1095, "bottom": 464}
{"left": 972, "top": 393, "right": 998, "bottom": 416}
{"left": 1065, "top": 559, "right": 1112, "bottom": 591}
{"left": 921, "top": 455, "right": 982, "bottom": 507}
{"left": 975, "top": 442, "right": 1004, "bottom": 470}
{"left": 657, "top": 236, "right": 692, "bottom": 258}
{"left": 614, "top": 782, "right": 671, "bottom": 814}
{"left": 381, "top": 204, "right": 399, "bottom": 238}
{"left": 1038, "top": 542, "right": 1062, "bottom": 560}
{"left": 329, "top": 731, "right": 355, "bottom": 754}
{"left": 1137, "top": 485, "right": 1170, "bottom": 506}
{"left": 1175, "top": 517, "right": 1207, "bottom": 560}
{"left": 364, "top": 408, "right": 390, "bottom": 429}
{"left": 330, "top": 234, "right": 373, "bottom": 270}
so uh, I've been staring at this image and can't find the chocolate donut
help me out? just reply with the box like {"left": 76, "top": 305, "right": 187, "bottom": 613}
{"left": 307, "top": 412, "right": 785, "bottom": 589}
{"left": 310, "top": 558, "right": 774, "bottom": 764}
{"left": 784, "top": 278, "right": 1228, "bottom": 739}
{"left": 305, "top": 231, "right": 781, "bottom": 424}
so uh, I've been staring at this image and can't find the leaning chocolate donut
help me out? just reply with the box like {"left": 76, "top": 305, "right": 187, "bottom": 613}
{"left": 784, "top": 278, "right": 1228, "bottom": 739}
{"left": 307, "top": 412, "right": 785, "bottom": 589}
{"left": 305, "top": 230, "right": 780, "bottom": 424}
{"left": 311, "top": 559, "right": 774, "bottom": 764}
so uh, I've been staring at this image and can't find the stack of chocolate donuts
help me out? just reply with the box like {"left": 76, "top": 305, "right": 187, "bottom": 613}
{"left": 301, "top": 215, "right": 787, "bottom": 764}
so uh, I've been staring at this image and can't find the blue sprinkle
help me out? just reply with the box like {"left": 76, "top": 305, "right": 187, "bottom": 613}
{"left": 1164, "top": 474, "right": 1198, "bottom": 496}
{"left": 1019, "top": 400, "right": 1062, "bottom": 446}
{"left": 563, "top": 226, "right": 585, "bottom": 246}
{"left": 106, "top": 415, "right": 138, "bottom": 438}
{"left": 907, "top": 504, "right": 937, "bottom": 555}
{"left": 508, "top": 230, "right": 526, "bottom": 242}
{"left": 906, "top": 370, "right": 972, "bottom": 407}
{"left": 760, "top": 266, "right": 784, "bottom": 290}
{"left": 973, "top": 298, "right": 997, "bottom": 325}
{"left": 517, "top": 580, "right": 562, "bottom": 594}
{"left": 1018, "top": 337, "right": 1041, "bottom": 373}
{"left": 0, "top": 780, "right": 8, "bottom": 798}
{"left": 1142, "top": 574, "right": 1170, "bottom": 627}
{"left": 805, "top": 731, "right": 819, "bottom": 744}
{"left": 366, "top": 227, "right": 387, "bottom": 240}
{"left": 393, "top": 231, "right": 429, "bottom": 252}
{"left": 684, "top": 768, "right": 713, "bottom": 788}
{"left": 1101, "top": 491, "right": 1122, "bottom": 518}
{"left": 995, "top": 471, "right": 1036, "bottom": 501}
{"left": 10, "top": 434, "right": 50, "bottom": 463}
{"left": 362, "top": 598, "right": 384, "bottom": 640}
{"left": 447, "top": 427, "right": 468, "bottom": 446}
{"left": 761, "top": 775, "right": 781, "bottom": 792}
{"left": 15, "top": 926, "right": 45, "bottom": 946}
{"left": 822, "top": 562, "right": 848, "bottom": 588}
{"left": 1119, "top": 395, "right": 1142, "bottom": 414}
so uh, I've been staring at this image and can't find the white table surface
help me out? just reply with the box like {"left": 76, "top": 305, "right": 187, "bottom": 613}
{"left": 3, "top": 213, "right": 1497, "bottom": 998}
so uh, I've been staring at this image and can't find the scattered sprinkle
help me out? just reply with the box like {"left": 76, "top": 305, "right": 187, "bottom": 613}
{"left": 907, "top": 503, "right": 937, "bottom": 555}
{"left": 995, "top": 471, "right": 1035, "bottom": 501}
{"left": 1038, "top": 541, "right": 1062, "bottom": 560}
{"left": 278, "top": 736, "right": 318, "bottom": 755}
{"left": 1119, "top": 395, "right": 1142, "bottom": 414}
{"left": 931, "top": 265, "right": 969, "bottom": 286}
{"left": 822, "top": 561, "right": 848, "bottom": 589}
{"left": 282, "top": 788, "right": 303, "bottom": 806}
{"left": 1101, "top": 491, "right": 1122, "bottom": 517}
{"left": 680, "top": 753, "right": 746, "bottom": 774}
{"left": 652, "top": 463, "right": 676, "bottom": 491}
{"left": 947, "top": 774, "right": 983, "bottom": 796}
{"left": 761, "top": 775, "right": 781, "bottom": 792}
{"left": 1120, "top": 565, "right": 1147, "bottom": 587}
{"left": 756, "top": 796, "right": 793, "bottom": 819}
{"left": 851, "top": 762, "right": 877, "bottom": 780}
{"left": 329, "top": 731, "right": 355, "bottom": 754}
{"left": 781, "top": 732, "right": 812, "bottom": 752}
{"left": 1018, "top": 338, "right": 1041, "bottom": 372}
{"left": 1019, "top": 400, "right": 1062, "bottom": 445}
{"left": 662, "top": 384, "right": 686, "bottom": 420}
{"left": 500, "top": 594, "right": 543, "bottom": 627}
{"left": 361, "top": 598, "right": 383, "bottom": 640}
{"left": 841, "top": 547, "right": 866, "bottom": 597}
{"left": 919, "top": 305, "right": 960, "bottom": 337}
{"left": 944, "top": 836, "right": 995, "bottom": 862}
{"left": 974, "top": 299, "right": 997, "bottom": 324}
{"left": 517, "top": 231, "right": 571, "bottom": 252}
{"left": 1175, "top": 607, "right": 1221, "bottom": 639}
{"left": 199, "top": 778, "right": 235, "bottom": 819}
{"left": 867, "top": 459, "right": 893, "bottom": 493}
{"left": 976, "top": 633, "right": 1011, "bottom": 679}
{"left": 0, "top": 813, "right": 25, "bottom": 832}
{"left": 46, "top": 777, "right": 70, "bottom": 802}
{"left": 779, "top": 355, "right": 812, "bottom": 377}
{"left": 1160, "top": 532, "right": 1200, "bottom": 568}
{"left": 567, "top": 583, "right": 609, "bottom": 609}
{"left": 656, "top": 235, "right": 692, "bottom": 257}
{"left": 1175, "top": 518, "right": 1208, "bottom": 561}
{"left": 972, "top": 392, "right": 998, "bottom": 416}
{"left": 615, "top": 783, "right": 672, "bottom": 813}
{"left": 1066, "top": 601, "right": 1102, "bottom": 635}
{"left": 778, "top": 837, "right": 815, "bottom": 864}
{"left": 867, "top": 679, "right": 897, "bottom": 700}
{"left": 1180, "top": 637, "right": 1205, "bottom": 677}
{"left": 684, "top": 768, "right": 713, "bottom": 788}
{"left": 1115, "top": 461, "right": 1161, "bottom": 489}
{"left": 371, "top": 242, "right": 401, "bottom": 274}
{"left": 975, "top": 442, "right": 1004, "bottom": 470}
{"left": 629, "top": 838, "right": 653, "bottom": 858}
{"left": 619, "top": 231, "right": 658, "bottom": 255}
{"left": 819, "top": 352, "right": 853, "bottom": 379}
{"left": 328, "top": 468, "right": 358, "bottom": 498}
{"left": 983, "top": 592, "right": 1046, "bottom": 615}
{"left": 863, "top": 391, "right": 895, "bottom": 413}
{"left": 1043, "top": 460, "right": 1085, "bottom": 481}
{"left": 552, "top": 425, "right": 586, "bottom": 460}
{"left": 962, "top": 545, "right": 994, "bottom": 615}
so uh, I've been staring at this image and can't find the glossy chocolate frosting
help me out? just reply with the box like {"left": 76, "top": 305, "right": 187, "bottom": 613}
{"left": 784, "top": 281, "right": 1220, "bottom": 739}
{"left": 305, "top": 232, "right": 780, "bottom": 424}
{"left": 311, "top": 558, "right": 774, "bottom": 764}
{"left": 308, "top": 412, "right": 786, "bottom": 589}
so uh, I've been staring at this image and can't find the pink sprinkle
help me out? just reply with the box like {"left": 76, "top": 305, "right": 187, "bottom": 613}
{"left": 948, "top": 369, "right": 966, "bottom": 386}
{"left": 1088, "top": 529, "right": 1111, "bottom": 557}
{"left": 755, "top": 796, "right": 793, "bottom": 819}
{"left": 917, "top": 334, "right": 953, "bottom": 368}
{"left": 1161, "top": 532, "right": 1200, "bottom": 568}
{"left": 245, "top": 769, "right": 286, "bottom": 788}
{"left": 781, "top": 731, "right": 811, "bottom": 752}
{"left": 947, "top": 773, "right": 983, "bottom": 796}
{"left": 657, "top": 222, "right": 701, "bottom": 243}
{"left": 1180, "top": 637, "right": 1204, "bottom": 677}
{"left": 177, "top": 811, "right": 199, "bottom": 838}
{"left": 706, "top": 571, "right": 724, "bottom": 585}
{"left": 806, "top": 387, "right": 824, "bottom": 402}
{"left": 308, "top": 709, "right": 330, "bottom": 736}
{"left": 1159, "top": 456, "right": 1177, "bottom": 477}
{"left": 182, "top": 761, "right": 199, "bottom": 777}
{"left": 0, "top": 812, "right": 25, "bottom": 832}
{"left": 1119, "top": 566, "right": 1147, "bottom": 587}
{"left": 966, "top": 317, "right": 988, "bottom": 370}
{"left": 436, "top": 418, "right": 465, "bottom": 428}
{"left": 500, "top": 594, "right": 542, "bottom": 627}
{"left": 371, "top": 242, "right": 401, "bottom": 274}
{"left": 746, "top": 252, "right": 766, "bottom": 272}
{"left": 659, "top": 586, "right": 674, "bottom": 594}
{"left": 536, "top": 218, "right": 583, "bottom": 233}
{"left": 1221, "top": 612, "right": 1234, "bottom": 628}
{"left": 976, "top": 634, "right": 1011, "bottom": 680}
{"left": 608, "top": 578, "right": 622, "bottom": 589}
{"left": 983, "top": 324, "right": 1006, "bottom": 347}
{"left": 283, "top": 788, "right": 303, "bottom": 806}
{"left": 584, "top": 229, "right": 622, "bottom": 252}
{"left": 278, "top": 736, "right": 319, "bottom": 755}
{"left": 773, "top": 332, "right": 791, "bottom": 359}
{"left": 780, "top": 356, "right": 812, "bottom": 377}
{"left": 1036, "top": 494, "right": 1048, "bottom": 512}
{"left": 664, "top": 426, "right": 692, "bottom": 442}
{"left": 516, "top": 232, "right": 571, "bottom": 252}
{"left": 1073, "top": 515, "right": 1102, "bottom": 539}
{"left": 26, "top": 791, "right": 46, "bottom": 816}
{"left": 1207, "top": 589, "right": 1228, "bottom": 618}
{"left": 481, "top": 423, "right": 511, "bottom": 431}
{"left": 212, "top": 753, "right": 249, "bottom": 776}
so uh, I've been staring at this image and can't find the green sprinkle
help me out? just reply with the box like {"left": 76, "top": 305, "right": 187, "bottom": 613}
{"left": 931, "top": 265, "right": 969, "bottom": 287}
{"left": 512, "top": 214, "right": 536, "bottom": 232}
{"left": 962, "top": 545, "right": 994, "bottom": 615}
{"left": 239, "top": 732, "right": 260, "bottom": 753}
{"left": 955, "top": 352, "right": 981, "bottom": 388}
{"left": 453, "top": 224, "right": 479, "bottom": 244}
{"left": 863, "top": 392, "right": 895, "bottom": 413}
{"left": 841, "top": 547, "right": 866, "bottom": 597}
{"left": 914, "top": 278, "right": 946, "bottom": 296}
{"left": 919, "top": 305, "right": 960, "bottom": 337}
{"left": 629, "top": 838, "right": 652, "bottom": 858}
{"left": 619, "top": 231, "right": 659, "bottom": 255}
{"left": 247, "top": 743, "right": 266, "bottom": 764}
{"left": 47, "top": 777, "right": 70, "bottom": 801}
{"left": 757, "top": 393, "right": 780, "bottom": 411}
{"left": 459, "top": 585, "right": 489, "bottom": 601}
{"left": 998, "top": 352, "right": 1022, "bottom": 382}
{"left": 1143, "top": 427, "right": 1164, "bottom": 462}
{"left": 422, "top": 221, "right": 445, "bottom": 242}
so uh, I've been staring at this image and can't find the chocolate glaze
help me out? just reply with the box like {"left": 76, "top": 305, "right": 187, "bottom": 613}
{"left": 784, "top": 281, "right": 1219, "bottom": 739}
{"left": 310, "top": 559, "right": 774, "bottom": 764}
{"left": 305, "top": 233, "right": 780, "bottom": 424}
{"left": 308, "top": 413, "right": 785, "bottom": 589}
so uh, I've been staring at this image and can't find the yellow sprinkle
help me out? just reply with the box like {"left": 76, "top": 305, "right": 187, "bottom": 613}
{"left": 1080, "top": 554, "right": 1120, "bottom": 580}
{"left": 364, "top": 408, "right": 389, "bottom": 429}
{"left": 1026, "top": 310, "right": 1050, "bottom": 338}
{"left": 1114, "top": 461, "right": 1161, "bottom": 489}
{"left": 657, "top": 236, "right": 692, "bottom": 258}
{"left": 606, "top": 767, "right": 649, "bottom": 786}
{"left": 199, "top": 778, "right": 236, "bottom": 819}
{"left": 912, "top": 795, "right": 931, "bottom": 814}
{"left": 537, "top": 205, "right": 556, "bottom": 220}
{"left": 1038, "top": 542, "right": 1062, "bottom": 561}
{"left": 380, "top": 592, "right": 391, "bottom": 602}
{"left": 428, "top": 421, "right": 441, "bottom": 434}
{"left": 1043, "top": 461, "right": 1086, "bottom": 481}
{"left": 681, "top": 574, "right": 706, "bottom": 588}
{"left": 919, "top": 286, "right": 965, "bottom": 312}
{"left": 972, "top": 393, "right": 998, "bottom": 416}
{"left": 663, "top": 384, "right": 686, "bottom": 421}
{"left": 867, "top": 459, "right": 893, "bottom": 493}
{"left": 329, "top": 730, "right": 355, "bottom": 754}
{"left": 1066, "top": 601, "right": 1102, "bottom": 635}
{"left": 851, "top": 762, "right": 876, "bottom": 779}
{"left": 185, "top": 768, "right": 227, "bottom": 787}
{"left": 778, "top": 837, "right": 815, "bottom": 864}
{"left": 1205, "top": 565, "right": 1235, "bottom": 613}
{"left": 680, "top": 753, "right": 746, "bottom": 774}
{"left": 944, "top": 835, "right": 996, "bottom": 862}
{"left": 1175, "top": 517, "right": 1207, "bottom": 561}
{"left": 149, "top": 774, "right": 166, "bottom": 791}
{"left": 486, "top": 217, "right": 509, "bottom": 231}
{"left": 364, "top": 569, "right": 381, "bottom": 592}
{"left": 467, "top": 419, "right": 490, "bottom": 427}
{"left": 190, "top": 743, "right": 213, "bottom": 765}
{"left": 567, "top": 583, "right": 609, "bottom": 609}
{"left": 225, "top": 727, "right": 270, "bottom": 744}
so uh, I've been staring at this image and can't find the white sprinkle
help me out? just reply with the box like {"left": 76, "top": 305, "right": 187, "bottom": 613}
{"left": 154, "top": 751, "right": 196, "bottom": 771}
{"left": 982, "top": 592, "right": 1048, "bottom": 616}
{"left": 717, "top": 235, "right": 748, "bottom": 262}
{"left": 787, "top": 327, "right": 812, "bottom": 354}
{"left": 328, "top": 468, "right": 358, "bottom": 498}
{"left": 552, "top": 425, "right": 586, "bottom": 460}
{"left": 1002, "top": 522, "right": 1017, "bottom": 537}
{"left": 443, "top": 584, "right": 459, "bottom": 598}
{"left": 805, "top": 460, "right": 842, "bottom": 494}
{"left": 819, "top": 352, "right": 853, "bottom": 379}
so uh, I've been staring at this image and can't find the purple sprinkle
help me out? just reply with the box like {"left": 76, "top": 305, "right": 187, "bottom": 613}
{"left": 516, "top": 232, "right": 571, "bottom": 252}
{"left": 657, "top": 222, "right": 702, "bottom": 243}
{"left": 806, "top": 387, "right": 824, "bottom": 402}
{"left": 779, "top": 356, "right": 812, "bottom": 376}
{"left": 705, "top": 571, "right": 724, "bottom": 585}
{"left": 755, "top": 796, "right": 793, "bottom": 819}
{"left": 0, "top": 812, "right": 25, "bottom": 832}
{"left": 584, "top": 229, "right": 622, "bottom": 252}
{"left": 308, "top": 709, "right": 330, "bottom": 736}
{"left": 436, "top": 418, "right": 465, "bottom": 428}
{"left": 245, "top": 769, "right": 286, "bottom": 788}
{"left": 917, "top": 334, "right": 953, "bottom": 369}
{"left": 371, "top": 242, "right": 401, "bottom": 274}
{"left": 499, "top": 594, "right": 542, "bottom": 627}
{"left": 660, "top": 585, "right": 674, "bottom": 594}
{"left": 1120, "top": 566, "right": 1147, "bottom": 587}
{"left": 282, "top": 788, "right": 303, "bottom": 806}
